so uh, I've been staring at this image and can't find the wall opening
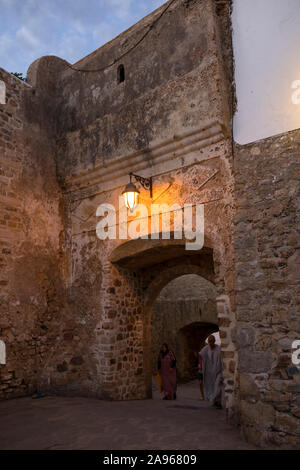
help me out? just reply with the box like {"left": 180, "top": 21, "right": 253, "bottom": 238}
{"left": 149, "top": 272, "right": 218, "bottom": 394}
{"left": 175, "top": 322, "right": 219, "bottom": 382}
{"left": 117, "top": 64, "right": 125, "bottom": 84}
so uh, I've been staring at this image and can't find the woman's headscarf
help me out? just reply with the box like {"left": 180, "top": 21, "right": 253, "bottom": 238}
{"left": 160, "top": 343, "right": 169, "bottom": 357}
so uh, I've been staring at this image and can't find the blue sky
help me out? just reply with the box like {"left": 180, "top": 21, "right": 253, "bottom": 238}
{"left": 0, "top": 0, "right": 166, "bottom": 76}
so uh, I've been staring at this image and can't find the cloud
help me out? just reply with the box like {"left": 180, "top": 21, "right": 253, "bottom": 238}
{"left": 0, "top": 0, "right": 167, "bottom": 75}
{"left": 16, "top": 26, "right": 41, "bottom": 48}
{"left": 106, "top": 0, "right": 132, "bottom": 19}
{"left": 92, "top": 22, "right": 118, "bottom": 47}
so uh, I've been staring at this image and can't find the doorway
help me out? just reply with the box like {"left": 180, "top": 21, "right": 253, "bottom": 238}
{"left": 150, "top": 273, "right": 218, "bottom": 390}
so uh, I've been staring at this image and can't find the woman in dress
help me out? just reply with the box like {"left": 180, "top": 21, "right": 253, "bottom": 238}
{"left": 157, "top": 343, "right": 177, "bottom": 400}
{"left": 196, "top": 353, "right": 204, "bottom": 400}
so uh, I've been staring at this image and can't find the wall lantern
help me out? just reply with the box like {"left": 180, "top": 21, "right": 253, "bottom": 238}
{"left": 122, "top": 172, "right": 153, "bottom": 212}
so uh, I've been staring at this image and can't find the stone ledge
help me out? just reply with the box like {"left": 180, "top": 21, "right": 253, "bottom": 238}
{"left": 63, "top": 120, "right": 226, "bottom": 194}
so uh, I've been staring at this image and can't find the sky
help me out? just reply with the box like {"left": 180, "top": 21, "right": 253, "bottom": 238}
{"left": 0, "top": 0, "right": 166, "bottom": 76}
{"left": 232, "top": 0, "right": 300, "bottom": 143}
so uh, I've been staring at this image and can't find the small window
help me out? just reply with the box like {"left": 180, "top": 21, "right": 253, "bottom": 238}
{"left": 117, "top": 64, "right": 125, "bottom": 84}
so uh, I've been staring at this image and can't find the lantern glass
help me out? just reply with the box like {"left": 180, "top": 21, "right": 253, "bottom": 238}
{"left": 124, "top": 190, "right": 139, "bottom": 211}
{"left": 122, "top": 182, "right": 139, "bottom": 212}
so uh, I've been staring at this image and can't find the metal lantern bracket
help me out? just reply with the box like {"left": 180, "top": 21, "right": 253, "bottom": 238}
{"left": 129, "top": 172, "right": 153, "bottom": 198}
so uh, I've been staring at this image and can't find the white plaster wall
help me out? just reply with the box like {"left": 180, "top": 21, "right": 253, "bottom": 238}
{"left": 233, "top": 0, "right": 300, "bottom": 144}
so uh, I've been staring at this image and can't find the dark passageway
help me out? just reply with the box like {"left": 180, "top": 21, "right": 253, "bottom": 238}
{"left": 151, "top": 274, "right": 218, "bottom": 383}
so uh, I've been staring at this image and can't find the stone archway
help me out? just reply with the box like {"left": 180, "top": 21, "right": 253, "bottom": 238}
{"left": 150, "top": 273, "right": 218, "bottom": 383}
{"left": 101, "top": 236, "right": 238, "bottom": 417}
{"left": 141, "top": 258, "right": 216, "bottom": 398}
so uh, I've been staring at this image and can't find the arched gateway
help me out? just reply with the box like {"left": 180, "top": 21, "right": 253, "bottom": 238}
{"left": 98, "top": 237, "right": 238, "bottom": 418}
{"left": 1, "top": 0, "right": 299, "bottom": 449}
{"left": 30, "top": 0, "right": 238, "bottom": 418}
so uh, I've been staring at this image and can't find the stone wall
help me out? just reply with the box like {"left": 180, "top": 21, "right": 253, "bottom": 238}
{"left": 55, "top": 0, "right": 231, "bottom": 181}
{"left": 1, "top": 0, "right": 299, "bottom": 449}
{"left": 0, "top": 0, "right": 238, "bottom": 425}
{"left": 38, "top": 0, "right": 237, "bottom": 404}
{"left": 0, "top": 68, "right": 64, "bottom": 398}
{"left": 234, "top": 130, "right": 300, "bottom": 448}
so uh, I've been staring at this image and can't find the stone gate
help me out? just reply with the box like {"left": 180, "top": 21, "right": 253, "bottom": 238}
{"left": 0, "top": 0, "right": 299, "bottom": 448}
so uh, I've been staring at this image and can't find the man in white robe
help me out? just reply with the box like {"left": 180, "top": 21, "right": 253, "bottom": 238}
{"left": 200, "top": 335, "right": 223, "bottom": 408}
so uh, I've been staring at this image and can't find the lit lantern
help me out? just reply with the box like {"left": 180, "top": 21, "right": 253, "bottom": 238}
{"left": 122, "top": 172, "right": 152, "bottom": 212}
{"left": 122, "top": 181, "right": 140, "bottom": 212}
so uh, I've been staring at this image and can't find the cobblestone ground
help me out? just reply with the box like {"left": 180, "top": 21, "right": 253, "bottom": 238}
{"left": 0, "top": 381, "right": 256, "bottom": 450}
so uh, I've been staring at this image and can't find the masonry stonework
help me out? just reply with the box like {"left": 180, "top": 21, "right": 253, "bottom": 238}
{"left": 0, "top": 67, "right": 64, "bottom": 398}
{"left": 234, "top": 131, "right": 300, "bottom": 447}
{"left": 29, "top": 0, "right": 236, "bottom": 406}
{"left": 0, "top": 0, "right": 299, "bottom": 449}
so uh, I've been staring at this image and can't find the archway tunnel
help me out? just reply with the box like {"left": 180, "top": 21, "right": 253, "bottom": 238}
{"left": 110, "top": 238, "right": 225, "bottom": 401}
{"left": 175, "top": 322, "right": 219, "bottom": 382}
{"left": 150, "top": 273, "right": 218, "bottom": 385}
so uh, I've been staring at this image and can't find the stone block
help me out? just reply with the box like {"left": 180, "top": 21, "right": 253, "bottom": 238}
{"left": 241, "top": 400, "right": 275, "bottom": 428}
{"left": 269, "top": 379, "right": 289, "bottom": 392}
{"left": 239, "top": 350, "right": 274, "bottom": 374}
{"left": 56, "top": 361, "right": 68, "bottom": 372}
{"left": 240, "top": 374, "right": 260, "bottom": 399}
{"left": 218, "top": 317, "right": 231, "bottom": 327}
{"left": 237, "top": 327, "right": 255, "bottom": 348}
{"left": 287, "top": 366, "right": 300, "bottom": 377}
{"left": 70, "top": 356, "right": 84, "bottom": 366}
{"left": 228, "top": 360, "right": 236, "bottom": 374}
{"left": 263, "top": 391, "right": 291, "bottom": 403}
{"left": 274, "top": 412, "right": 300, "bottom": 435}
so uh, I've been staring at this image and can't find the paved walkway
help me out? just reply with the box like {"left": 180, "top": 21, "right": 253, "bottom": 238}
{"left": 0, "top": 381, "right": 256, "bottom": 450}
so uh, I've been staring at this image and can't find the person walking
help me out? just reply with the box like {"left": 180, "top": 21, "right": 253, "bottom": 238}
{"left": 196, "top": 354, "right": 204, "bottom": 400}
{"left": 157, "top": 343, "right": 177, "bottom": 400}
{"left": 199, "top": 335, "right": 223, "bottom": 408}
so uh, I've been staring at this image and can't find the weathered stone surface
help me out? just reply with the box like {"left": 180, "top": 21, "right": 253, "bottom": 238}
{"left": 0, "top": 0, "right": 298, "bottom": 450}
{"left": 0, "top": 67, "right": 64, "bottom": 400}
{"left": 239, "top": 350, "right": 274, "bottom": 374}
{"left": 274, "top": 413, "right": 300, "bottom": 435}
{"left": 234, "top": 130, "right": 300, "bottom": 447}
{"left": 240, "top": 374, "right": 260, "bottom": 399}
{"left": 237, "top": 327, "right": 255, "bottom": 348}
{"left": 70, "top": 356, "right": 84, "bottom": 366}
{"left": 240, "top": 400, "right": 275, "bottom": 428}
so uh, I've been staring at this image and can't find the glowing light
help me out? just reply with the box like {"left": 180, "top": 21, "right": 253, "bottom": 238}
{"left": 122, "top": 182, "right": 140, "bottom": 212}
